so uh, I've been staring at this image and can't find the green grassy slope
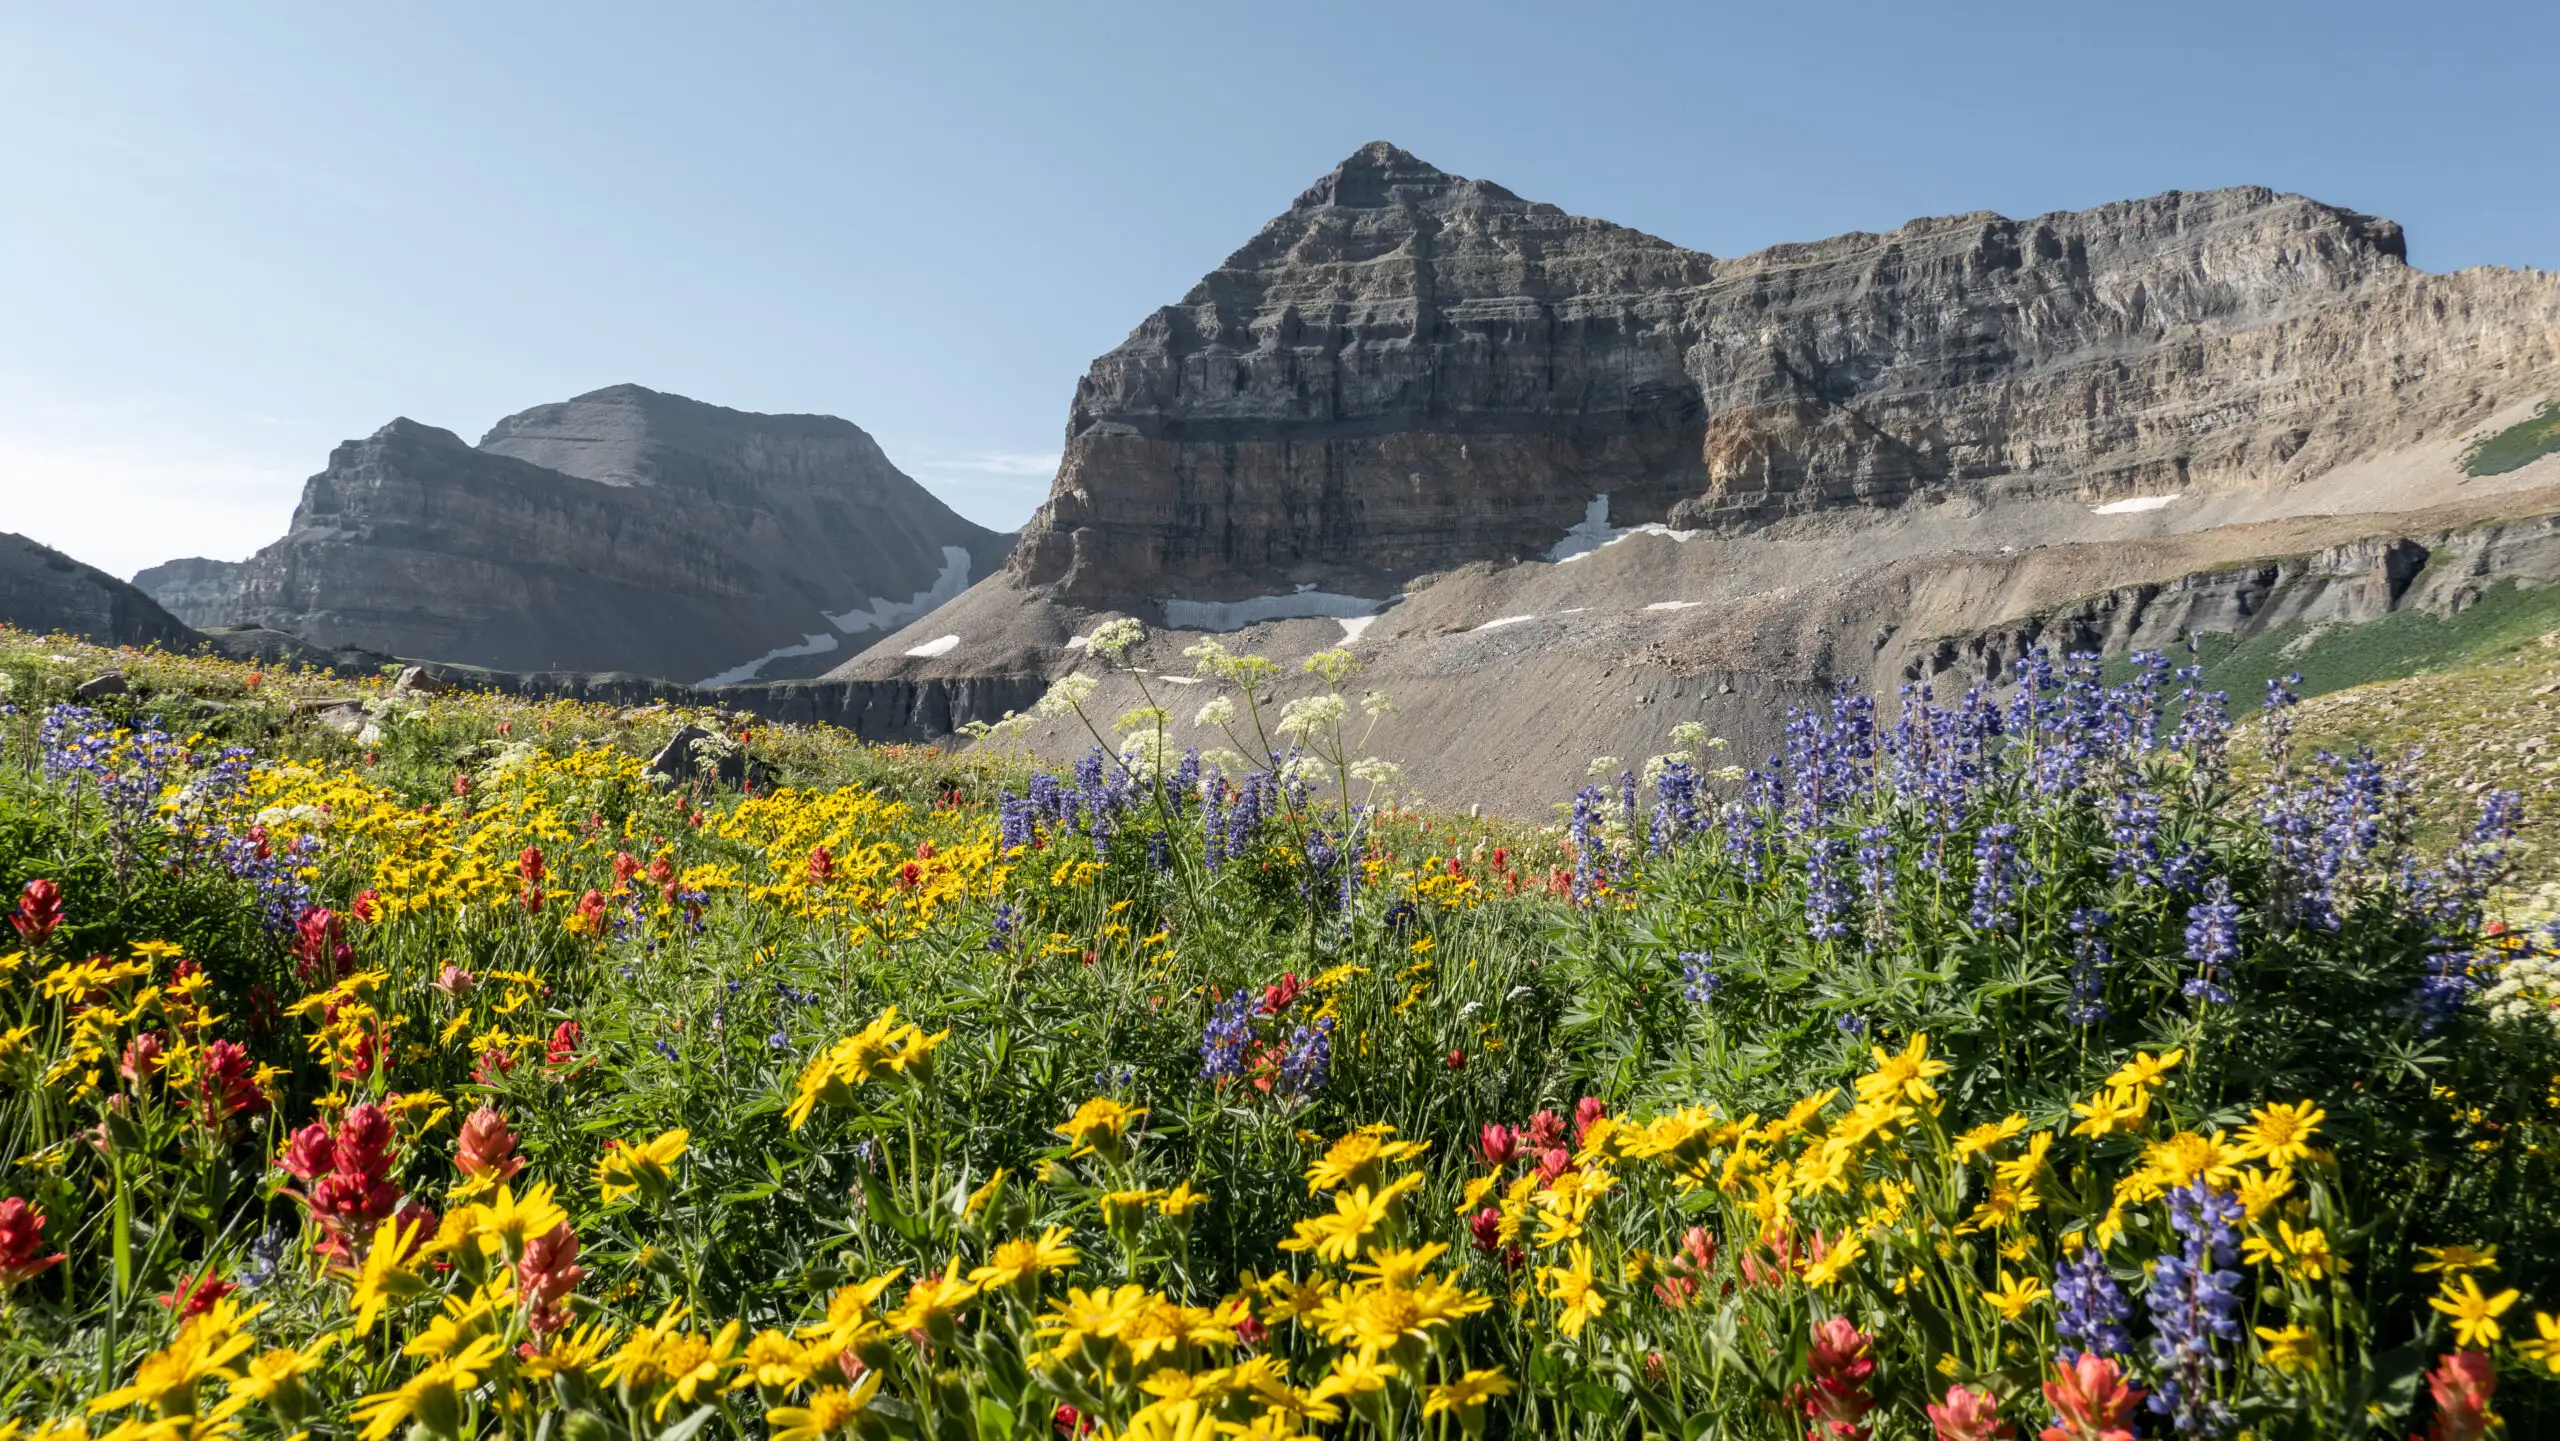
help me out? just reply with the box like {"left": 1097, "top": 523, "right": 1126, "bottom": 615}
{"left": 2462, "top": 399, "right": 2560, "bottom": 477}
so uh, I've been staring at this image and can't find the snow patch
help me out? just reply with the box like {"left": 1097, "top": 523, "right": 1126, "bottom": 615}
{"left": 1547, "top": 495, "right": 1618, "bottom": 561}
{"left": 825, "top": 546, "right": 974, "bottom": 633}
{"left": 903, "top": 634, "right": 961, "bottom": 659}
{"left": 1162, "top": 586, "right": 1388, "bottom": 632}
{"left": 701, "top": 545, "right": 978, "bottom": 685}
{"left": 2091, "top": 494, "right": 2181, "bottom": 515}
{"left": 1473, "top": 615, "right": 1540, "bottom": 632}
{"left": 1549, "top": 493, "right": 1700, "bottom": 563}
{"left": 698, "top": 632, "right": 840, "bottom": 687}
{"left": 1646, "top": 600, "right": 1704, "bottom": 612}
{"left": 1156, "top": 675, "right": 1203, "bottom": 685}
{"left": 1337, "top": 615, "right": 1377, "bottom": 642}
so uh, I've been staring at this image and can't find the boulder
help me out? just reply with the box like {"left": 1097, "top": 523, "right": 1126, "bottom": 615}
{"left": 75, "top": 671, "right": 130, "bottom": 699}
{"left": 643, "top": 724, "right": 772, "bottom": 790}
{"left": 390, "top": 666, "right": 454, "bottom": 698}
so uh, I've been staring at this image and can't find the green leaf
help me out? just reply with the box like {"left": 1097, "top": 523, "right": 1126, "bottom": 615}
{"left": 654, "top": 1405, "right": 719, "bottom": 1441}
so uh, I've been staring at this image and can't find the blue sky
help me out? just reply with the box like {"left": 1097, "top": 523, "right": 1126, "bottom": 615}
{"left": 4, "top": 1, "right": 2554, "bottom": 578}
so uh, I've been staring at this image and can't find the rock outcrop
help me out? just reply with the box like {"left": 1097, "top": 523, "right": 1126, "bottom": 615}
{"left": 1, "top": 532, "right": 203, "bottom": 649}
{"left": 1004, "top": 142, "right": 2560, "bottom": 616}
{"left": 132, "top": 557, "right": 249, "bottom": 630}
{"left": 136, "top": 385, "right": 1013, "bottom": 685}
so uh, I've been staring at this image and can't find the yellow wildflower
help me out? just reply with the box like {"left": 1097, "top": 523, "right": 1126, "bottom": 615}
{"left": 1538, "top": 1242, "right": 1607, "bottom": 1336}
{"left": 765, "top": 1373, "right": 885, "bottom": 1441}
{"left": 596, "top": 1129, "right": 688, "bottom": 1205}
{"left": 2234, "top": 1100, "right": 2325, "bottom": 1168}
{"left": 1982, "top": 1272, "right": 2048, "bottom": 1322}
{"left": 970, "top": 1227, "right": 1081, "bottom": 1290}
{"left": 2429, "top": 1274, "right": 2520, "bottom": 1348}
{"left": 1055, "top": 1096, "right": 1146, "bottom": 1160}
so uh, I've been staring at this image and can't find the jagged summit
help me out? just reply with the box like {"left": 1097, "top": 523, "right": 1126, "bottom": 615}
{"left": 1288, "top": 141, "right": 1499, "bottom": 211}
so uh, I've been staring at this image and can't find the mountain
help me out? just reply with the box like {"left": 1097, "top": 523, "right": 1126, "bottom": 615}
{"left": 135, "top": 385, "right": 1013, "bottom": 684}
{"left": 2, "top": 532, "right": 203, "bottom": 650}
{"left": 828, "top": 142, "right": 2560, "bottom": 810}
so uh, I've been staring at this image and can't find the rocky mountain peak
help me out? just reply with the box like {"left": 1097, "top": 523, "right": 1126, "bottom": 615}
{"left": 997, "top": 151, "right": 2559, "bottom": 614}
{"left": 1289, "top": 141, "right": 1486, "bottom": 212}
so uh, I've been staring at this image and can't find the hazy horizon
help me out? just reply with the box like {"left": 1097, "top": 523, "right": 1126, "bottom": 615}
{"left": 6, "top": 0, "right": 2556, "bottom": 579}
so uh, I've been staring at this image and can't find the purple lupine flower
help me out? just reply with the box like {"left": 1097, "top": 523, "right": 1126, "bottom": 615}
{"left": 997, "top": 791, "right": 1036, "bottom": 851}
{"left": 2065, "top": 907, "right": 2112, "bottom": 1025}
{"left": 1649, "top": 760, "right": 1703, "bottom": 854}
{"left": 1721, "top": 798, "right": 1768, "bottom": 884}
{"left": 1569, "top": 786, "right": 1607, "bottom": 902}
{"left": 1201, "top": 778, "right": 1228, "bottom": 870}
{"left": 987, "top": 901, "right": 1016, "bottom": 954}
{"left": 1804, "top": 835, "right": 1851, "bottom": 942}
{"left": 2054, "top": 1244, "right": 2134, "bottom": 1359}
{"left": 2172, "top": 670, "right": 2231, "bottom": 778}
{"left": 2147, "top": 1181, "right": 2245, "bottom": 1436}
{"left": 1679, "top": 952, "right": 1719, "bottom": 1004}
{"left": 1278, "top": 1016, "right": 1335, "bottom": 1095}
{"left": 2107, "top": 786, "right": 2161, "bottom": 884}
{"left": 1854, "top": 823, "right": 1895, "bottom": 904}
{"left": 2183, "top": 878, "right": 2240, "bottom": 1005}
{"left": 2411, "top": 943, "right": 2482, "bottom": 1036}
{"left": 1198, "top": 988, "right": 1259, "bottom": 1080}
{"left": 1969, "top": 823, "right": 2020, "bottom": 930}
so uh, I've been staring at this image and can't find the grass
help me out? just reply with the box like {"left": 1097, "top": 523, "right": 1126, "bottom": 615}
{"left": 2461, "top": 400, "right": 2560, "bottom": 478}
{"left": 2173, "top": 578, "right": 2560, "bottom": 715}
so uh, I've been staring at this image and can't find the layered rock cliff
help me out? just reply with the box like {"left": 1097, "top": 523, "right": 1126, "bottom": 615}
{"left": 138, "top": 386, "right": 1012, "bottom": 684}
{"left": 830, "top": 141, "right": 2560, "bottom": 810}
{"left": 1005, "top": 142, "right": 2560, "bottom": 615}
{"left": 132, "top": 556, "right": 249, "bottom": 630}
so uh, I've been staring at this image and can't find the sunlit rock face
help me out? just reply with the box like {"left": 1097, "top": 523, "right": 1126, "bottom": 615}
{"left": 1011, "top": 141, "right": 2560, "bottom": 610}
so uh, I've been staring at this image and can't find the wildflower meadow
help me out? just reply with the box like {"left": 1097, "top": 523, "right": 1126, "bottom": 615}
{"left": 2, "top": 623, "right": 2558, "bottom": 1441}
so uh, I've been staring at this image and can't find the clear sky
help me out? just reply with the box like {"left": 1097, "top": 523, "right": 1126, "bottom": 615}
{"left": 4, "top": 1, "right": 2555, "bottom": 579}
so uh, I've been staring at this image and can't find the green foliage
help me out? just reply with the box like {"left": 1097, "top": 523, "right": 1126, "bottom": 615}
{"left": 3, "top": 630, "right": 2560, "bottom": 1439}
{"left": 2461, "top": 400, "right": 2560, "bottom": 477}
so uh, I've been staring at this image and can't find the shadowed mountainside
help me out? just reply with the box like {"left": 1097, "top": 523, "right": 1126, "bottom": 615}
{"left": 137, "top": 385, "right": 1012, "bottom": 685}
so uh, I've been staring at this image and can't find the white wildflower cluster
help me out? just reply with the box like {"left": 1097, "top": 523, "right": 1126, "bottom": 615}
{"left": 1192, "top": 696, "right": 1237, "bottom": 730}
{"left": 1586, "top": 756, "right": 1622, "bottom": 779}
{"left": 1080, "top": 618, "right": 1146, "bottom": 662}
{"left": 1302, "top": 648, "right": 1361, "bottom": 686}
{"left": 1033, "top": 672, "right": 1100, "bottom": 719}
{"left": 1276, "top": 693, "right": 1349, "bottom": 740}
{"left": 1113, "top": 706, "right": 1169, "bottom": 735}
{"left": 1182, "top": 638, "right": 1280, "bottom": 687}
{"left": 1117, "top": 732, "right": 1165, "bottom": 782}
{"left": 1349, "top": 756, "right": 1408, "bottom": 803}
{"left": 2482, "top": 952, "right": 2560, "bottom": 1036}
{"left": 956, "top": 709, "right": 1034, "bottom": 743}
